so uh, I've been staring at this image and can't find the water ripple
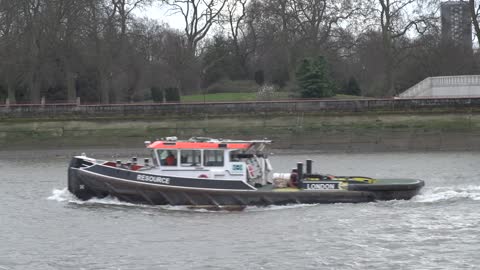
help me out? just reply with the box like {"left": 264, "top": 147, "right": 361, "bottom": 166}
{"left": 2, "top": 151, "right": 480, "bottom": 269}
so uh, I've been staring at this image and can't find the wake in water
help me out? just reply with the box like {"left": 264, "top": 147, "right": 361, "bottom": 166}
{"left": 48, "top": 188, "right": 76, "bottom": 202}
{"left": 47, "top": 188, "right": 318, "bottom": 212}
{"left": 49, "top": 185, "right": 480, "bottom": 212}
{"left": 48, "top": 188, "right": 154, "bottom": 208}
{"left": 413, "top": 185, "right": 480, "bottom": 203}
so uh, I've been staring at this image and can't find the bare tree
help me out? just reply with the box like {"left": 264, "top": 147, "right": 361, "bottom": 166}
{"left": 20, "top": 0, "right": 43, "bottom": 103}
{"left": 375, "top": 0, "right": 437, "bottom": 95}
{"left": 0, "top": 0, "right": 21, "bottom": 103}
{"left": 56, "top": 0, "right": 89, "bottom": 102}
{"left": 113, "top": 0, "right": 150, "bottom": 36}
{"left": 289, "top": 0, "right": 359, "bottom": 52}
{"left": 111, "top": 0, "right": 152, "bottom": 102}
{"left": 468, "top": 0, "right": 480, "bottom": 48}
{"left": 243, "top": 0, "right": 361, "bottom": 85}
{"left": 1, "top": 0, "right": 472, "bottom": 104}
{"left": 83, "top": 0, "right": 151, "bottom": 103}
{"left": 243, "top": 0, "right": 296, "bottom": 82}
{"left": 224, "top": 0, "right": 249, "bottom": 75}
{"left": 84, "top": 0, "right": 115, "bottom": 103}
{"left": 165, "top": 0, "right": 227, "bottom": 54}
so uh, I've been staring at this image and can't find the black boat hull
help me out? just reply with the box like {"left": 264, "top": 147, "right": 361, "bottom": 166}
{"left": 68, "top": 160, "right": 424, "bottom": 207}
{"left": 68, "top": 167, "right": 379, "bottom": 205}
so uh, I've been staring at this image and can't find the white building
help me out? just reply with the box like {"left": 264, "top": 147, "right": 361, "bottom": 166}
{"left": 398, "top": 75, "right": 480, "bottom": 98}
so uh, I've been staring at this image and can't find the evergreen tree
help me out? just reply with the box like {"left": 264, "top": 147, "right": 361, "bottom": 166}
{"left": 296, "top": 56, "right": 336, "bottom": 98}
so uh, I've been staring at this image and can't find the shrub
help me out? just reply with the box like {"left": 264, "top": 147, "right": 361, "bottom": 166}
{"left": 256, "top": 84, "right": 278, "bottom": 101}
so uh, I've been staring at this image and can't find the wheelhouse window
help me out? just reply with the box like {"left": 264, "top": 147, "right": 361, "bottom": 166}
{"left": 230, "top": 150, "right": 241, "bottom": 161}
{"left": 204, "top": 150, "right": 224, "bottom": 167}
{"left": 150, "top": 149, "right": 159, "bottom": 166}
{"left": 158, "top": 149, "right": 178, "bottom": 166}
{"left": 180, "top": 150, "right": 201, "bottom": 166}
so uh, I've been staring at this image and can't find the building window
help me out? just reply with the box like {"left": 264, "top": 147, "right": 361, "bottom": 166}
{"left": 204, "top": 150, "right": 224, "bottom": 167}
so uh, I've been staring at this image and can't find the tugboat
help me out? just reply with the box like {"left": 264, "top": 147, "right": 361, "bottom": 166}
{"left": 68, "top": 137, "right": 424, "bottom": 208}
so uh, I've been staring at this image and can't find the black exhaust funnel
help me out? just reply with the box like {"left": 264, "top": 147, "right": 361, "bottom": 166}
{"left": 306, "top": 159, "right": 312, "bottom": 174}
{"left": 297, "top": 162, "right": 303, "bottom": 183}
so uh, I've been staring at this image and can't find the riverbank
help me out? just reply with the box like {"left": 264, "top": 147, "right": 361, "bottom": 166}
{"left": 1, "top": 110, "right": 479, "bottom": 151}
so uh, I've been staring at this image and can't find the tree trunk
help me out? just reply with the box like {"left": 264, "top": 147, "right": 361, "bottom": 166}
{"left": 28, "top": 39, "right": 41, "bottom": 103}
{"left": 99, "top": 71, "right": 110, "bottom": 104}
{"left": 383, "top": 35, "right": 395, "bottom": 96}
{"left": 385, "top": 53, "right": 395, "bottom": 96}
{"left": 130, "top": 66, "right": 143, "bottom": 102}
{"left": 28, "top": 72, "right": 41, "bottom": 104}
{"left": 469, "top": 0, "right": 480, "bottom": 48}
{"left": 6, "top": 78, "right": 16, "bottom": 104}
{"left": 66, "top": 71, "right": 76, "bottom": 102}
{"left": 280, "top": 0, "right": 293, "bottom": 82}
{"left": 382, "top": 16, "right": 395, "bottom": 96}
{"left": 112, "top": 78, "right": 123, "bottom": 104}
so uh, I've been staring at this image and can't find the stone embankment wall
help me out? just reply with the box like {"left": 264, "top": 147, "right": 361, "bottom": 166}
{"left": 1, "top": 98, "right": 479, "bottom": 151}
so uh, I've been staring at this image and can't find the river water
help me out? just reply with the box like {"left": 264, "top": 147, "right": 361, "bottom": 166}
{"left": 0, "top": 149, "right": 479, "bottom": 270}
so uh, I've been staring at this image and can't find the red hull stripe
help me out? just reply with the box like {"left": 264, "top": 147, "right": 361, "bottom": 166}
{"left": 147, "top": 142, "right": 251, "bottom": 149}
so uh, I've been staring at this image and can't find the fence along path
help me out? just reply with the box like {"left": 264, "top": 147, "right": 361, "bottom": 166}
{"left": 1, "top": 98, "right": 479, "bottom": 117}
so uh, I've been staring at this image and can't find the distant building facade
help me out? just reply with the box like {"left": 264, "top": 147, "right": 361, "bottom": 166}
{"left": 441, "top": 1, "right": 472, "bottom": 49}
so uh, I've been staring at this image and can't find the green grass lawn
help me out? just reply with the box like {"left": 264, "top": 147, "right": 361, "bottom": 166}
{"left": 181, "top": 92, "right": 294, "bottom": 102}
{"left": 181, "top": 92, "right": 364, "bottom": 102}
{"left": 334, "top": 94, "right": 369, "bottom": 99}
